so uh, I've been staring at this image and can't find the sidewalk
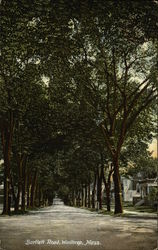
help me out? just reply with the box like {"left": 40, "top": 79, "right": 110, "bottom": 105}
{"left": 99, "top": 207, "right": 157, "bottom": 219}
{"left": 123, "top": 209, "right": 157, "bottom": 219}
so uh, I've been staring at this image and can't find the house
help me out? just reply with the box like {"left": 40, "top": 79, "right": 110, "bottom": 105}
{"left": 121, "top": 176, "right": 141, "bottom": 202}
{"left": 137, "top": 178, "right": 157, "bottom": 198}
{"left": 134, "top": 178, "right": 157, "bottom": 206}
{"left": 121, "top": 176, "right": 158, "bottom": 205}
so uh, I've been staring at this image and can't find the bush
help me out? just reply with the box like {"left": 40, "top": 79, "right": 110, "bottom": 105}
{"left": 148, "top": 187, "right": 158, "bottom": 205}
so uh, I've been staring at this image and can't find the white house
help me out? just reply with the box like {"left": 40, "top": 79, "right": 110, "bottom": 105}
{"left": 121, "top": 176, "right": 141, "bottom": 202}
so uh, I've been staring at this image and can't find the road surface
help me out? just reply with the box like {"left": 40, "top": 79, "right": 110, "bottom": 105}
{"left": 0, "top": 203, "right": 157, "bottom": 250}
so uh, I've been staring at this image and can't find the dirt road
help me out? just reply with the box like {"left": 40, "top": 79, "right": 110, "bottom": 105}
{"left": 0, "top": 204, "right": 157, "bottom": 250}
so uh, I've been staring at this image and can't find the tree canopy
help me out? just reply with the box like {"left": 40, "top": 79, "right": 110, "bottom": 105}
{"left": 0, "top": 0, "right": 157, "bottom": 215}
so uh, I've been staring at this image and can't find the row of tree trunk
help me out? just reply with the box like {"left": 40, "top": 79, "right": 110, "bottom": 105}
{"left": 71, "top": 164, "right": 114, "bottom": 212}
{"left": 1, "top": 113, "right": 123, "bottom": 215}
{"left": 2, "top": 143, "right": 48, "bottom": 215}
{"left": 0, "top": 111, "right": 52, "bottom": 215}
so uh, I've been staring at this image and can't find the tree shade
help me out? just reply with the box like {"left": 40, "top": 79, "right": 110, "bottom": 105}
{"left": 0, "top": 0, "right": 157, "bottom": 215}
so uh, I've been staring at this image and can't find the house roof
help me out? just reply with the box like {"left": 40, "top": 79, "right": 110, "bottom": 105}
{"left": 138, "top": 178, "right": 158, "bottom": 184}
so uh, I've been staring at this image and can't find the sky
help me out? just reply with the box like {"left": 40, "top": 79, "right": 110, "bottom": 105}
{"left": 149, "top": 139, "right": 157, "bottom": 158}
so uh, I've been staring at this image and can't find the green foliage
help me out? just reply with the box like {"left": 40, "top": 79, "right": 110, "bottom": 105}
{"left": 148, "top": 187, "right": 158, "bottom": 203}
{"left": 0, "top": 0, "right": 157, "bottom": 211}
{"left": 124, "top": 155, "right": 157, "bottom": 179}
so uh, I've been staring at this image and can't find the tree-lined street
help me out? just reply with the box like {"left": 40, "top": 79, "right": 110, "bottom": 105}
{"left": 0, "top": 203, "right": 157, "bottom": 250}
{"left": 0, "top": 2, "right": 158, "bottom": 249}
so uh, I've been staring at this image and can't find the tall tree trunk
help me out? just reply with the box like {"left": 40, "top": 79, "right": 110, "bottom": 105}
{"left": 78, "top": 190, "right": 81, "bottom": 207}
{"left": 14, "top": 196, "right": 19, "bottom": 212}
{"left": 92, "top": 172, "right": 97, "bottom": 209}
{"left": 97, "top": 167, "right": 103, "bottom": 210}
{"left": 14, "top": 186, "right": 21, "bottom": 212}
{"left": 27, "top": 173, "right": 31, "bottom": 208}
{"left": 30, "top": 170, "right": 38, "bottom": 208}
{"left": 105, "top": 186, "right": 111, "bottom": 212}
{"left": 14, "top": 155, "right": 23, "bottom": 212}
{"left": 76, "top": 191, "right": 78, "bottom": 206}
{"left": 81, "top": 185, "right": 84, "bottom": 206}
{"left": 113, "top": 159, "right": 123, "bottom": 214}
{"left": 102, "top": 165, "right": 113, "bottom": 212}
{"left": 40, "top": 189, "right": 43, "bottom": 206}
{"left": 85, "top": 185, "right": 87, "bottom": 207}
{"left": 73, "top": 190, "right": 76, "bottom": 206}
{"left": 35, "top": 183, "right": 40, "bottom": 207}
{"left": 38, "top": 188, "right": 41, "bottom": 207}
{"left": 21, "top": 156, "right": 27, "bottom": 212}
{"left": 1, "top": 91, "right": 15, "bottom": 215}
{"left": 1, "top": 127, "right": 12, "bottom": 215}
{"left": 9, "top": 174, "right": 16, "bottom": 210}
{"left": 43, "top": 192, "right": 47, "bottom": 206}
{"left": 88, "top": 183, "right": 91, "bottom": 208}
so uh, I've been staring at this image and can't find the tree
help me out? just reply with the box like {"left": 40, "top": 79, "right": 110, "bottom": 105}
{"left": 0, "top": 0, "right": 64, "bottom": 214}
{"left": 67, "top": 2, "right": 158, "bottom": 213}
{"left": 0, "top": 0, "right": 157, "bottom": 215}
{"left": 125, "top": 155, "right": 157, "bottom": 180}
